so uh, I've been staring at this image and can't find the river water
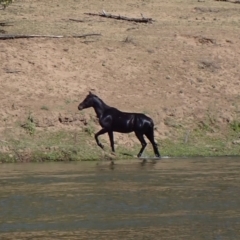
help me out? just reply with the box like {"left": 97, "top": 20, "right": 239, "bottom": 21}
{"left": 0, "top": 157, "right": 240, "bottom": 239}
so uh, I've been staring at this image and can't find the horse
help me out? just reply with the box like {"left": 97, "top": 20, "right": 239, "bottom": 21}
{"left": 78, "top": 92, "right": 161, "bottom": 158}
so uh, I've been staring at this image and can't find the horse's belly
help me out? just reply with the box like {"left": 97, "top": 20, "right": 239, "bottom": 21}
{"left": 114, "top": 128, "right": 132, "bottom": 133}
{"left": 112, "top": 122, "right": 133, "bottom": 133}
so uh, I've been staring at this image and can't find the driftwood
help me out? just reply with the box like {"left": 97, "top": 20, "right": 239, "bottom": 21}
{"left": 0, "top": 33, "right": 101, "bottom": 40}
{"left": 215, "top": 0, "right": 240, "bottom": 3}
{"left": 84, "top": 10, "right": 153, "bottom": 23}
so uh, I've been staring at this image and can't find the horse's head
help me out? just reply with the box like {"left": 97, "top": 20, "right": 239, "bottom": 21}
{"left": 78, "top": 92, "right": 95, "bottom": 110}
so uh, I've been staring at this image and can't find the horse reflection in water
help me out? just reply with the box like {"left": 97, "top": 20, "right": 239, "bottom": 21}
{"left": 78, "top": 92, "right": 161, "bottom": 159}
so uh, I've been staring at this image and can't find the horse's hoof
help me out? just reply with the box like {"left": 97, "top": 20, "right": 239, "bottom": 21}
{"left": 103, "top": 152, "right": 116, "bottom": 161}
{"left": 111, "top": 152, "right": 116, "bottom": 156}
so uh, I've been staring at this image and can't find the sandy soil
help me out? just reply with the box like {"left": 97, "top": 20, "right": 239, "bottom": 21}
{"left": 1, "top": 0, "right": 240, "bottom": 147}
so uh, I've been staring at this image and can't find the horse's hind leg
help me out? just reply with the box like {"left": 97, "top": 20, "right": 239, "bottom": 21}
{"left": 135, "top": 132, "right": 147, "bottom": 158}
{"left": 145, "top": 128, "right": 161, "bottom": 158}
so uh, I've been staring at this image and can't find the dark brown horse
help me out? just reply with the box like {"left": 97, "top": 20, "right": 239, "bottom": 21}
{"left": 78, "top": 92, "right": 161, "bottom": 158}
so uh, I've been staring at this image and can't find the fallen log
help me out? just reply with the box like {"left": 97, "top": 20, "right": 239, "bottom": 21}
{"left": 0, "top": 33, "right": 101, "bottom": 40}
{"left": 84, "top": 10, "right": 153, "bottom": 23}
{"left": 0, "top": 21, "right": 14, "bottom": 26}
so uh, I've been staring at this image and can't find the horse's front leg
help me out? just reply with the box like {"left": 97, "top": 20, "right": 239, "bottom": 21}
{"left": 95, "top": 128, "right": 108, "bottom": 149}
{"left": 108, "top": 131, "right": 115, "bottom": 152}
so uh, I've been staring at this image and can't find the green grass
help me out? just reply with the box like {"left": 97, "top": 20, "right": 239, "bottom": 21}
{"left": 0, "top": 123, "right": 240, "bottom": 163}
{"left": 0, "top": 130, "right": 102, "bottom": 162}
{"left": 160, "top": 127, "right": 240, "bottom": 157}
{"left": 230, "top": 120, "right": 240, "bottom": 132}
{"left": 40, "top": 105, "right": 49, "bottom": 111}
{"left": 20, "top": 112, "right": 36, "bottom": 135}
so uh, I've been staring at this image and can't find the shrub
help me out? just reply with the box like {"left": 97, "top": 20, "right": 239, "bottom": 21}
{"left": 0, "top": 0, "right": 14, "bottom": 9}
{"left": 230, "top": 120, "right": 240, "bottom": 132}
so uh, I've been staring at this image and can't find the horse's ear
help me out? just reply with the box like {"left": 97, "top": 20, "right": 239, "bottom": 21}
{"left": 89, "top": 91, "right": 92, "bottom": 95}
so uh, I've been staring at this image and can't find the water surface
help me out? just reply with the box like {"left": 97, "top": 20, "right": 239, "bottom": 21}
{"left": 0, "top": 157, "right": 240, "bottom": 239}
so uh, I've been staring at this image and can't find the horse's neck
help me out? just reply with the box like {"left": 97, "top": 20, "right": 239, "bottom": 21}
{"left": 92, "top": 97, "right": 109, "bottom": 118}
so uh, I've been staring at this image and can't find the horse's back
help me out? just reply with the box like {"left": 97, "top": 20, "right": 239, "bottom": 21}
{"left": 101, "top": 108, "right": 151, "bottom": 132}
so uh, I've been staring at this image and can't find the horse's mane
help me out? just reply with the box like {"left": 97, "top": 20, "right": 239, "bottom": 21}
{"left": 90, "top": 93, "right": 110, "bottom": 109}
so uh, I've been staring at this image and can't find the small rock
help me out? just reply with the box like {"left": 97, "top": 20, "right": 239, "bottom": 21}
{"left": 232, "top": 139, "right": 240, "bottom": 145}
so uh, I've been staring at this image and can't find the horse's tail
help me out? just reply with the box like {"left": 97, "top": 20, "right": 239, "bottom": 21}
{"left": 148, "top": 118, "right": 155, "bottom": 133}
{"left": 145, "top": 117, "right": 159, "bottom": 146}
{"left": 145, "top": 115, "right": 154, "bottom": 127}
{"left": 134, "top": 114, "right": 155, "bottom": 133}
{"left": 142, "top": 115, "right": 154, "bottom": 132}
